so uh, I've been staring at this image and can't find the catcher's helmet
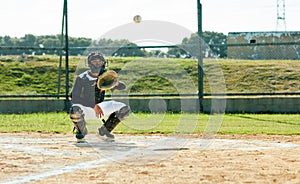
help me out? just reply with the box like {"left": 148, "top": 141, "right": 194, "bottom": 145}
{"left": 87, "top": 52, "right": 106, "bottom": 74}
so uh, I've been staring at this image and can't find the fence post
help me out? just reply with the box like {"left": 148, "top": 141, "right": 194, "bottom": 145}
{"left": 63, "top": 0, "right": 70, "bottom": 112}
{"left": 197, "top": 0, "right": 204, "bottom": 113}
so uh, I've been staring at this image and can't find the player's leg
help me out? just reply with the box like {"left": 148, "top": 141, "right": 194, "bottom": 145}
{"left": 96, "top": 100, "right": 130, "bottom": 118}
{"left": 69, "top": 105, "right": 88, "bottom": 140}
{"left": 97, "top": 101, "right": 131, "bottom": 139}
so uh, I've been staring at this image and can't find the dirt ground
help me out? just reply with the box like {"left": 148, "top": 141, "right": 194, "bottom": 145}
{"left": 0, "top": 132, "right": 300, "bottom": 184}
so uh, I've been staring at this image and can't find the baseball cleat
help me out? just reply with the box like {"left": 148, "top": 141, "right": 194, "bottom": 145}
{"left": 97, "top": 126, "right": 115, "bottom": 141}
{"left": 76, "top": 138, "right": 87, "bottom": 143}
{"left": 75, "top": 132, "right": 85, "bottom": 139}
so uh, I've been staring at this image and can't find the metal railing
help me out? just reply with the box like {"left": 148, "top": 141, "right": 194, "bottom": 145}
{"left": 1, "top": 92, "right": 300, "bottom": 99}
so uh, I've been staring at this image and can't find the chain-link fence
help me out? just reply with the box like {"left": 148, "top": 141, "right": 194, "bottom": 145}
{"left": 0, "top": 37, "right": 300, "bottom": 98}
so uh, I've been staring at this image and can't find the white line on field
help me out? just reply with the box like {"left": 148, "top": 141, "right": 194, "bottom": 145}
{"left": 0, "top": 143, "right": 81, "bottom": 156}
{"left": 1, "top": 157, "right": 116, "bottom": 184}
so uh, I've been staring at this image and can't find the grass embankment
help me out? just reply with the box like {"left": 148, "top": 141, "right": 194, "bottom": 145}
{"left": 1, "top": 55, "right": 300, "bottom": 94}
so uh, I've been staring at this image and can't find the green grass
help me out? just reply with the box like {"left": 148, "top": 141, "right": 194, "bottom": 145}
{"left": 218, "top": 114, "right": 300, "bottom": 134}
{"left": 0, "top": 112, "right": 70, "bottom": 133}
{"left": 0, "top": 112, "right": 299, "bottom": 135}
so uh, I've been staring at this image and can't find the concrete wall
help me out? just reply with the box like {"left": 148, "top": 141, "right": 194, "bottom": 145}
{"left": 1, "top": 97, "right": 300, "bottom": 114}
{"left": 0, "top": 99, "right": 65, "bottom": 114}
{"left": 224, "top": 97, "right": 300, "bottom": 113}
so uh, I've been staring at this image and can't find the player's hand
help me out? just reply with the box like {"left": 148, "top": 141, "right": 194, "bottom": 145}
{"left": 94, "top": 105, "right": 104, "bottom": 118}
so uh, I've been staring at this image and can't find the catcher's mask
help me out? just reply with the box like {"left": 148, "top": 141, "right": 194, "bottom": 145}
{"left": 87, "top": 52, "right": 106, "bottom": 74}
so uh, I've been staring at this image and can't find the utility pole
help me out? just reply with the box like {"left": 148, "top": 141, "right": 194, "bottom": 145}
{"left": 276, "top": 0, "right": 286, "bottom": 31}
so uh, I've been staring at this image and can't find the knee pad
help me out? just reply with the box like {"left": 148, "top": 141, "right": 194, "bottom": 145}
{"left": 69, "top": 106, "right": 84, "bottom": 123}
{"left": 116, "top": 105, "right": 131, "bottom": 120}
{"left": 102, "top": 106, "right": 130, "bottom": 133}
{"left": 70, "top": 106, "right": 88, "bottom": 136}
{"left": 103, "top": 113, "right": 121, "bottom": 133}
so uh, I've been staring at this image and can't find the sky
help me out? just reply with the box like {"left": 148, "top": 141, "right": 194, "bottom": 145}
{"left": 0, "top": 0, "right": 299, "bottom": 40}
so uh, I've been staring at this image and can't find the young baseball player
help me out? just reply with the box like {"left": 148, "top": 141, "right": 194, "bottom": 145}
{"left": 69, "top": 52, "right": 130, "bottom": 142}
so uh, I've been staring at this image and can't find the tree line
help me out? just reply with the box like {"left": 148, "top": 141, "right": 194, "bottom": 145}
{"left": 0, "top": 31, "right": 227, "bottom": 58}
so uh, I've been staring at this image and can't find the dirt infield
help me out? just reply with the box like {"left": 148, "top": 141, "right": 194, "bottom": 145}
{"left": 0, "top": 132, "right": 300, "bottom": 184}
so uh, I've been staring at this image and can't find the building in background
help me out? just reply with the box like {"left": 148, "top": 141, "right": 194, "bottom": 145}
{"left": 227, "top": 31, "right": 300, "bottom": 60}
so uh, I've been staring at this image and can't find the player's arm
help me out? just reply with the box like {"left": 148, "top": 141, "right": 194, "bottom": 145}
{"left": 113, "top": 81, "right": 126, "bottom": 90}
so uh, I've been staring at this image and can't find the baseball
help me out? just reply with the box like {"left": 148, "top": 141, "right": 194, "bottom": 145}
{"left": 133, "top": 15, "right": 142, "bottom": 23}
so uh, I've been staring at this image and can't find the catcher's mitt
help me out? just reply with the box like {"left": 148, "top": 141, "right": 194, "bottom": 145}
{"left": 97, "top": 70, "right": 119, "bottom": 90}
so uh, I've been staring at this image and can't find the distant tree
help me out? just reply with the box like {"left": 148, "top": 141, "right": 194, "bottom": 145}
{"left": 167, "top": 47, "right": 190, "bottom": 58}
{"left": 3, "top": 36, "right": 14, "bottom": 46}
{"left": 68, "top": 37, "right": 92, "bottom": 55}
{"left": 90, "top": 38, "right": 146, "bottom": 57}
{"left": 148, "top": 49, "right": 167, "bottom": 58}
{"left": 23, "top": 34, "right": 36, "bottom": 46}
{"left": 168, "top": 31, "right": 227, "bottom": 58}
{"left": 202, "top": 31, "right": 227, "bottom": 58}
{"left": 0, "top": 35, "right": 150, "bottom": 56}
{"left": 112, "top": 43, "right": 146, "bottom": 57}
{"left": 2, "top": 36, "right": 15, "bottom": 55}
{"left": 42, "top": 38, "right": 60, "bottom": 47}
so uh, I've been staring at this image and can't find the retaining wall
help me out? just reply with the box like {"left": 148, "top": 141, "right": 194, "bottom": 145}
{"left": 0, "top": 97, "right": 299, "bottom": 114}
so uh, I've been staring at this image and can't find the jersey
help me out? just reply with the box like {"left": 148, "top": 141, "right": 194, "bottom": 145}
{"left": 71, "top": 71, "right": 105, "bottom": 108}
